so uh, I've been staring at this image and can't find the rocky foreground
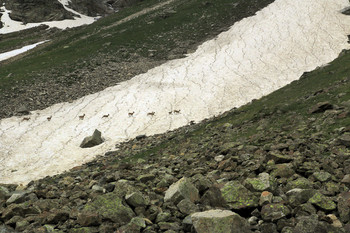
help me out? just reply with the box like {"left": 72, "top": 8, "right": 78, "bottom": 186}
{"left": 0, "top": 63, "right": 350, "bottom": 232}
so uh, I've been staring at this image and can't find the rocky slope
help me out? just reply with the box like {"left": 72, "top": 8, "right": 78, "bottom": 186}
{"left": 0, "top": 0, "right": 76, "bottom": 23}
{"left": 0, "top": 0, "right": 143, "bottom": 24}
{"left": 0, "top": 49, "right": 349, "bottom": 232}
{"left": 67, "top": 0, "right": 144, "bottom": 16}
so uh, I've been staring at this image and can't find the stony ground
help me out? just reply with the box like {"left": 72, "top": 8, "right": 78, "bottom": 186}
{"left": 0, "top": 56, "right": 350, "bottom": 232}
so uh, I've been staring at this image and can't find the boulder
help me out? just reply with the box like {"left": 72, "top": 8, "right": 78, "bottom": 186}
{"left": 125, "top": 192, "right": 149, "bottom": 208}
{"left": 164, "top": 177, "right": 199, "bottom": 204}
{"left": 6, "top": 191, "right": 27, "bottom": 205}
{"left": 286, "top": 189, "right": 316, "bottom": 207}
{"left": 266, "top": 152, "right": 293, "bottom": 164}
{"left": 259, "top": 191, "right": 273, "bottom": 206}
{"left": 177, "top": 198, "right": 199, "bottom": 215}
{"left": 245, "top": 172, "right": 276, "bottom": 192}
{"left": 285, "top": 177, "right": 312, "bottom": 191}
{"left": 312, "top": 171, "right": 331, "bottom": 182}
{"left": 308, "top": 192, "right": 336, "bottom": 211}
{"left": 338, "top": 192, "right": 350, "bottom": 222}
{"left": 83, "top": 193, "right": 135, "bottom": 225}
{"left": 0, "top": 186, "right": 10, "bottom": 201}
{"left": 339, "top": 134, "right": 350, "bottom": 147}
{"left": 221, "top": 181, "right": 258, "bottom": 210}
{"left": 191, "top": 209, "right": 251, "bottom": 233}
{"left": 200, "top": 186, "right": 227, "bottom": 207}
{"left": 293, "top": 215, "right": 343, "bottom": 233}
{"left": 80, "top": 129, "right": 104, "bottom": 148}
{"left": 77, "top": 212, "right": 101, "bottom": 226}
{"left": 309, "top": 101, "right": 334, "bottom": 114}
{"left": 0, "top": 224, "right": 16, "bottom": 233}
{"left": 261, "top": 203, "right": 291, "bottom": 222}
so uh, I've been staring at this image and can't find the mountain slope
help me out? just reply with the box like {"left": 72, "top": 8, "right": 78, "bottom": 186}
{"left": 0, "top": 0, "right": 349, "bottom": 232}
{"left": 0, "top": 0, "right": 274, "bottom": 120}
{"left": 0, "top": 40, "right": 349, "bottom": 233}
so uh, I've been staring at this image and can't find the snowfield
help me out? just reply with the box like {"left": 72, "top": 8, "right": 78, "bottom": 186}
{"left": 0, "top": 0, "right": 350, "bottom": 184}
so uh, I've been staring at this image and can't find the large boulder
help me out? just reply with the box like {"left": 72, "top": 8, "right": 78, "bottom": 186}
{"left": 83, "top": 193, "right": 135, "bottom": 225}
{"left": 80, "top": 129, "right": 104, "bottom": 148}
{"left": 308, "top": 192, "right": 336, "bottom": 211}
{"left": 191, "top": 209, "right": 251, "bottom": 233}
{"left": 220, "top": 181, "right": 258, "bottom": 210}
{"left": 339, "top": 134, "right": 350, "bottom": 147}
{"left": 293, "top": 215, "right": 343, "bottom": 233}
{"left": 164, "top": 177, "right": 199, "bottom": 204}
{"left": 245, "top": 172, "right": 276, "bottom": 192}
{"left": 261, "top": 203, "right": 291, "bottom": 222}
{"left": 338, "top": 192, "right": 350, "bottom": 223}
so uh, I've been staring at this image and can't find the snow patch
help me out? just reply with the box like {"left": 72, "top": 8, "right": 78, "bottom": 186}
{"left": 0, "top": 41, "right": 49, "bottom": 62}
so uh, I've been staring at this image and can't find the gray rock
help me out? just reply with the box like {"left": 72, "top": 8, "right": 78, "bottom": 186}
{"left": 164, "top": 177, "right": 199, "bottom": 204}
{"left": 191, "top": 209, "right": 251, "bottom": 233}
{"left": 221, "top": 181, "right": 258, "bottom": 210}
{"left": 158, "top": 222, "right": 181, "bottom": 231}
{"left": 15, "top": 220, "right": 29, "bottom": 232}
{"left": 91, "top": 185, "right": 105, "bottom": 193}
{"left": 125, "top": 192, "right": 149, "bottom": 207}
{"left": 16, "top": 105, "right": 30, "bottom": 114}
{"left": 45, "top": 210, "right": 69, "bottom": 224}
{"left": 0, "top": 186, "right": 10, "bottom": 200}
{"left": 294, "top": 202, "right": 317, "bottom": 217}
{"left": 182, "top": 215, "right": 193, "bottom": 232}
{"left": 83, "top": 192, "right": 135, "bottom": 224}
{"left": 285, "top": 177, "right": 312, "bottom": 191}
{"left": 308, "top": 192, "right": 336, "bottom": 211}
{"left": 260, "top": 222, "right": 278, "bottom": 233}
{"left": 119, "top": 217, "right": 147, "bottom": 232}
{"left": 341, "top": 174, "right": 350, "bottom": 184}
{"left": 0, "top": 225, "right": 16, "bottom": 233}
{"left": 6, "top": 191, "right": 27, "bottom": 205}
{"left": 137, "top": 174, "right": 156, "bottom": 183}
{"left": 259, "top": 191, "right": 273, "bottom": 206}
{"left": 177, "top": 198, "right": 199, "bottom": 215}
{"left": 309, "top": 101, "right": 334, "bottom": 114}
{"left": 77, "top": 212, "right": 101, "bottom": 226}
{"left": 156, "top": 212, "right": 171, "bottom": 223}
{"left": 312, "top": 171, "right": 331, "bottom": 182}
{"left": 267, "top": 152, "right": 293, "bottom": 163}
{"left": 293, "top": 215, "right": 343, "bottom": 233}
{"left": 339, "top": 134, "right": 350, "bottom": 147}
{"left": 80, "top": 129, "right": 104, "bottom": 148}
{"left": 286, "top": 188, "right": 316, "bottom": 207}
{"left": 338, "top": 192, "right": 350, "bottom": 222}
{"left": 1, "top": 203, "right": 41, "bottom": 221}
{"left": 200, "top": 186, "right": 226, "bottom": 207}
{"left": 245, "top": 172, "right": 276, "bottom": 192}
{"left": 261, "top": 203, "right": 291, "bottom": 222}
